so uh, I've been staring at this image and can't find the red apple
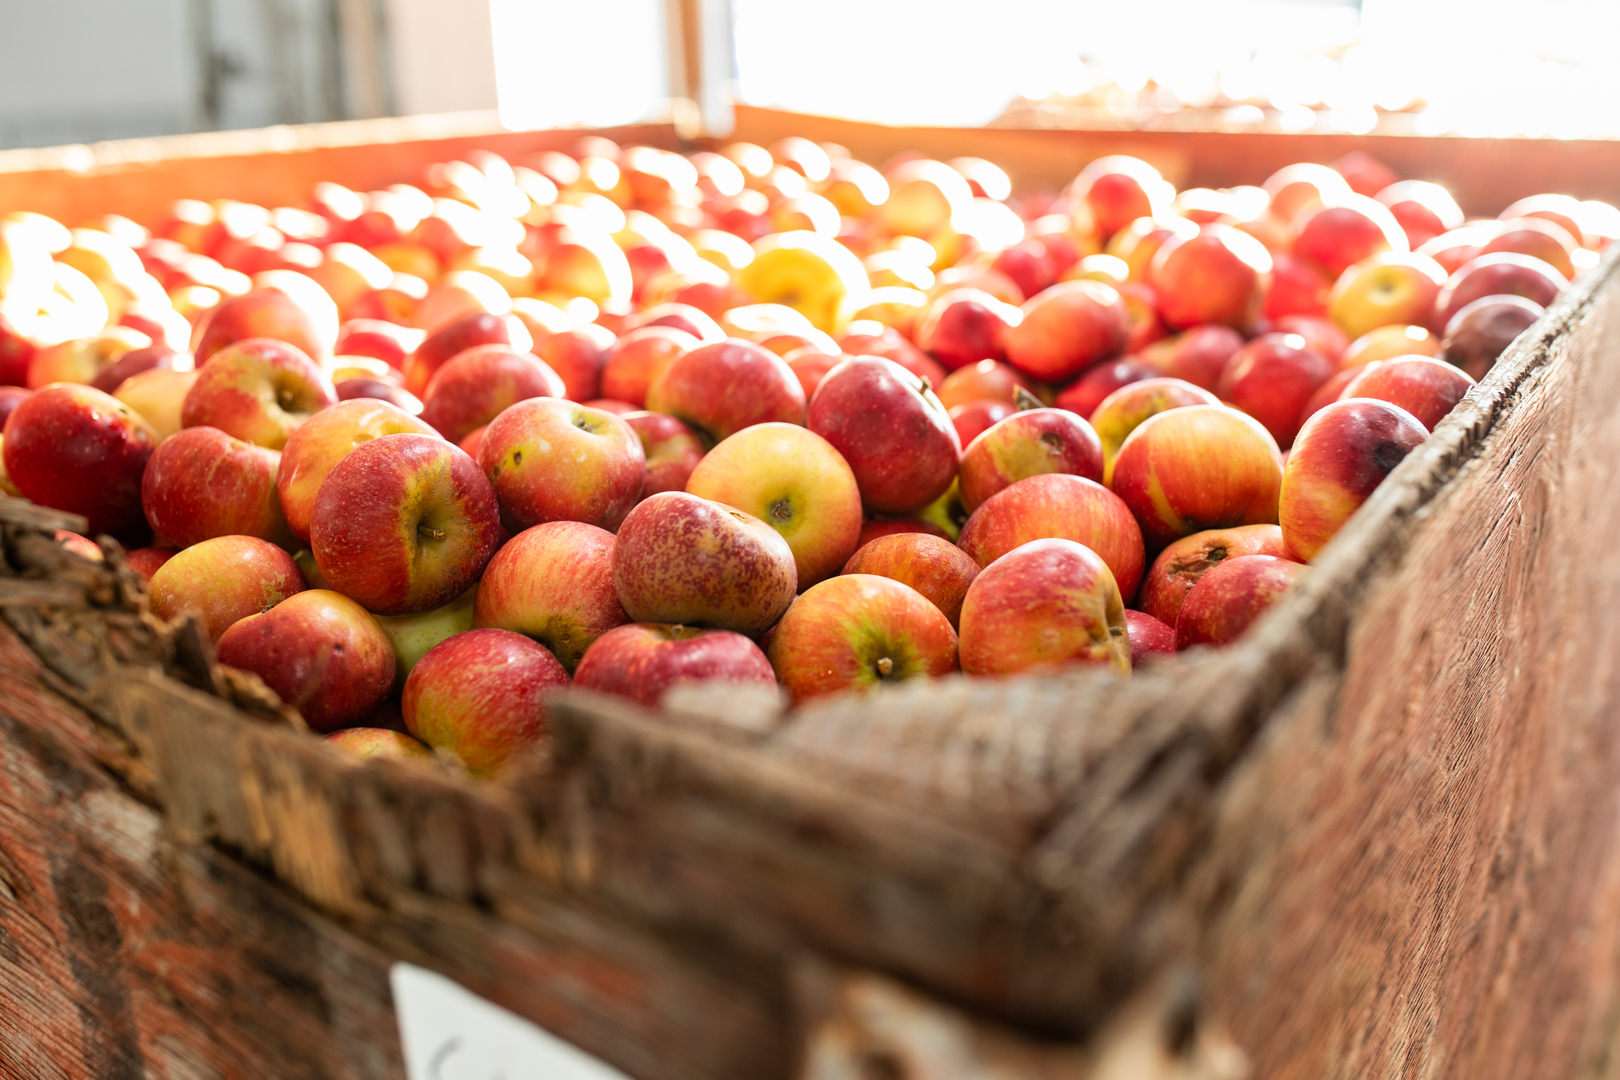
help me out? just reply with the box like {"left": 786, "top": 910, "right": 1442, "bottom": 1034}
{"left": 1110, "top": 405, "right": 1283, "bottom": 551}
{"left": 1296, "top": 367, "right": 1361, "bottom": 431}
{"left": 1433, "top": 253, "right": 1565, "bottom": 333}
{"left": 0, "top": 311, "right": 40, "bottom": 387}
{"left": 1124, "top": 609, "right": 1175, "bottom": 667}
{"left": 477, "top": 397, "right": 645, "bottom": 532}
{"left": 1115, "top": 280, "right": 1168, "bottom": 353}
{"left": 1293, "top": 196, "right": 1408, "bottom": 280}
{"left": 0, "top": 387, "right": 29, "bottom": 427}
{"left": 1416, "top": 226, "right": 1496, "bottom": 277}
{"left": 1340, "top": 356, "right": 1475, "bottom": 431}
{"left": 420, "top": 345, "right": 565, "bottom": 444}
{"left": 2, "top": 383, "right": 158, "bottom": 537}
{"left": 835, "top": 323, "right": 945, "bottom": 386}
{"left": 1339, "top": 323, "right": 1441, "bottom": 370}
{"left": 685, "top": 422, "right": 863, "bottom": 590}
{"left": 402, "top": 311, "right": 533, "bottom": 396}
{"left": 1056, "top": 356, "right": 1155, "bottom": 417}
{"left": 141, "top": 425, "right": 292, "bottom": 547}
{"left": 1137, "top": 523, "right": 1289, "bottom": 627}
{"left": 856, "top": 517, "right": 952, "bottom": 547}
{"left": 612, "top": 491, "right": 798, "bottom": 636}
{"left": 1262, "top": 163, "right": 1352, "bottom": 226}
{"left": 1149, "top": 224, "right": 1271, "bottom": 331}
{"left": 1332, "top": 151, "right": 1398, "bottom": 199}
{"left": 335, "top": 378, "right": 422, "bottom": 414}
{"left": 913, "top": 289, "right": 1021, "bottom": 371}
{"left": 841, "top": 532, "right": 980, "bottom": 629}
{"left": 636, "top": 302, "right": 725, "bottom": 343}
{"left": 948, "top": 399, "right": 1015, "bottom": 446}
{"left": 180, "top": 338, "right": 337, "bottom": 450}
{"left": 600, "top": 326, "right": 697, "bottom": 407}
{"left": 806, "top": 356, "right": 960, "bottom": 515}
{"left": 786, "top": 347, "right": 842, "bottom": 400}
{"left": 1089, "top": 377, "right": 1220, "bottom": 482}
{"left": 1267, "top": 314, "right": 1350, "bottom": 365}
{"left": 537, "top": 324, "right": 616, "bottom": 402}
{"left": 1279, "top": 398, "right": 1429, "bottom": 561}
{"left": 1375, "top": 181, "right": 1464, "bottom": 250}
{"left": 623, "top": 410, "right": 705, "bottom": 498}
{"left": 1138, "top": 324, "right": 1245, "bottom": 393}
{"left": 644, "top": 338, "right": 806, "bottom": 444}
{"left": 1174, "top": 554, "right": 1307, "bottom": 649}
{"left": 957, "top": 537, "right": 1128, "bottom": 676}
{"left": 1262, "top": 251, "right": 1333, "bottom": 320}
{"left": 89, "top": 344, "right": 189, "bottom": 395}
{"left": 1327, "top": 252, "right": 1448, "bottom": 339}
{"left": 126, "top": 545, "right": 177, "bottom": 582}
{"left": 474, "top": 520, "right": 628, "bottom": 670}
{"left": 26, "top": 327, "right": 151, "bottom": 390}
{"left": 217, "top": 588, "right": 393, "bottom": 731}
{"left": 1440, "top": 294, "right": 1545, "bottom": 380}
{"left": 1217, "top": 333, "right": 1334, "bottom": 448}
{"left": 1004, "top": 280, "right": 1129, "bottom": 383}
{"left": 403, "top": 628, "right": 569, "bottom": 775}
{"left": 1107, "top": 215, "right": 1200, "bottom": 282}
{"left": 574, "top": 623, "right": 777, "bottom": 708}
{"left": 1499, "top": 194, "right": 1585, "bottom": 247}
{"left": 937, "top": 359, "right": 1036, "bottom": 410}
{"left": 193, "top": 287, "right": 333, "bottom": 365}
{"left": 148, "top": 535, "right": 305, "bottom": 642}
{"left": 990, "top": 240, "right": 1057, "bottom": 300}
{"left": 311, "top": 433, "right": 501, "bottom": 614}
{"left": 1071, "top": 156, "right": 1171, "bottom": 240}
{"left": 1480, "top": 218, "right": 1576, "bottom": 280}
{"left": 275, "top": 397, "right": 438, "bottom": 542}
{"left": 334, "top": 318, "right": 424, "bottom": 370}
{"left": 957, "top": 473, "right": 1144, "bottom": 598}
{"left": 767, "top": 574, "right": 958, "bottom": 702}
{"left": 958, "top": 407, "right": 1104, "bottom": 513}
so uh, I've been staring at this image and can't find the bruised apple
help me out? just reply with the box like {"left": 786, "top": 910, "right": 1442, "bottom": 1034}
{"left": 478, "top": 398, "right": 645, "bottom": 532}
{"left": 1137, "top": 524, "right": 1288, "bottom": 627}
{"left": 1174, "top": 554, "right": 1307, "bottom": 649}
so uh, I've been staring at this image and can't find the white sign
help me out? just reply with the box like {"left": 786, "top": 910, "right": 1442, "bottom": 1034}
{"left": 391, "top": 962, "right": 633, "bottom": 1080}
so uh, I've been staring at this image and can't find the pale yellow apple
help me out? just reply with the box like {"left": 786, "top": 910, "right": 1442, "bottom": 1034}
{"left": 737, "top": 231, "right": 869, "bottom": 334}
{"left": 115, "top": 368, "right": 199, "bottom": 441}
{"left": 372, "top": 584, "right": 478, "bottom": 680}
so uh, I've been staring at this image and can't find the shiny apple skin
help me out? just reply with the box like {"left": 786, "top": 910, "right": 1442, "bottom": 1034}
{"left": 806, "top": 356, "right": 960, "bottom": 515}
{"left": 477, "top": 397, "right": 645, "bottom": 533}
{"left": 141, "top": 425, "right": 293, "bottom": 548}
{"left": 1138, "top": 524, "right": 1289, "bottom": 628}
{"left": 612, "top": 491, "right": 798, "bottom": 637}
{"left": 148, "top": 535, "right": 306, "bottom": 642}
{"left": 1088, "top": 378, "right": 1219, "bottom": 484}
{"left": 958, "top": 408, "right": 1104, "bottom": 514}
{"left": 402, "top": 628, "right": 569, "bottom": 776}
{"left": 1005, "top": 280, "right": 1130, "bottom": 383}
{"left": 310, "top": 433, "right": 502, "bottom": 615}
{"left": 1123, "top": 609, "right": 1175, "bottom": 667}
{"left": 645, "top": 338, "right": 806, "bottom": 443}
{"left": 1279, "top": 398, "right": 1429, "bottom": 562}
{"left": 2, "top": 383, "right": 158, "bottom": 538}
{"left": 1149, "top": 224, "right": 1272, "bottom": 331}
{"left": 1432, "top": 253, "right": 1565, "bottom": 332}
{"left": 402, "top": 311, "right": 531, "bottom": 396}
{"left": 193, "top": 287, "right": 330, "bottom": 365}
{"left": 623, "top": 410, "right": 706, "bottom": 499}
{"left": 958, "top": 537, "right": 1129, "bottom": 677}
{"left": 420, "top": 344, "right": 565, "bottom": 444}
{"left": 574, "top": 623, "right": 777, "bottom": 708}
{"left": 1174, "top": 554, "right": 1308, "bottom": 649}
{"left": 957, "top": 473, "right": 1145, "bottom": 599}
{"left": 276, "top": 397, "right": 439, "bottom": 542}
{"left": 180, "top": 337, "right": 337, "bottom": 450}
{"left": 1339, "top": 356, "right": 1474, "bottom": 431}
{"left": 1110, "top": 404, "right": 1283, "bottom": 552}
{"left": 475, "top": 520, "right": 629, "bottom": 671}
{"left": 767, "top": 574, "right": 958, "bottom": 703}
{"left": 1217, "top": 333, "right": 1335, "bottom": 449}
{"left": 601, "top": 326, "right": 699, "bottom": 408}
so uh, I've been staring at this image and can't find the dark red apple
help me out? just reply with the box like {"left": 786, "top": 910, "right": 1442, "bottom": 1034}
{"left": 1217, "top": 333, "right": 1335, "bottom": 448}
{"left": 574, "top": 623, "right": 776, "bottom": 708}
{"left": 1174, "top": 554, "right": 1307, "bottom": 649}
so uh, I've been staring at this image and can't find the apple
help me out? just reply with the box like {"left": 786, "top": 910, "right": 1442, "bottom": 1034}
{"left": 419, "top": 345, "right": 565, "bottom": 445}
{"left": 855, "top": 518, "right": 952, "bottom": 548}
{"left": 1340, "top": 323, "right": 1440, "bottom": 370}
{"left": 1262, "top": 251, "right": 1333, "bottom": 320}
{"left": 990, "top": 240, "right": 1058, "bottom": 300}
{"left": 645, "top": 338, "right": 806, "bottom": 443}
{"left": 1070, "top": 156, "right": 1172, "bottom": 240}
{"left": 1279, "top": 398, "right": 1429, "bottom": 561}
{"left": 1331, "top": 151, "right": 1398, "bottom": 198}
{"left": 835, "top": 322, "right": 945, "bottom": 385}
{"left": 737, "top": 231, "right": 868, "bottom": 333}
{"left": 275, "top": 397, "right": 438, "bottom": 542}
{"left": 806, "top": 356, "right": 959, "bottom": 515}
{"left": 324, "top": 729, "right": 432, "bottom": 760}
{"left": 125, "top": 545, "right": 177, "bottom": 583}
{"left": 1137, "top": 324, "right": 1245, "bottom": 393}
{"left": 334, "top": 319, "right": 424, "bottom": 371}
{"left": 574, "top": 623, "right": 777, "bottom": 708}
{"left": 0, "top": 386, "right": 28, "bottom": 427}
{"left": 26, "top": 326, "right": 151, "bottom": 389}
{"left": 371, "top": 584, "right": 478, "bottom": 680}
{"left": 1004, "top": 280, "right": 1129, "bottom": 383}
{"left": 912, "top": 289, "right": 1021, "bottom": 371}
{"left": 600, "top": 326, "right": 697, "bottom": 408}
{"left": 1375, "top": 180, "right": 1464, "bottom": 249}
{"left": 1124, "top": 609, "right": 1175, "bottom": 667}
{"left": 2, "top": 383, "right": 158, "bottom": 537}
{"left": 1055, "top": 357, "right": 1155, "bottom": 417}
{"left": 878, "top": 159, "right": 973, "bottom": 239}
{"left": 1499, "top": 194, "right": 1585, "bottom": 247}
{"left": 842, "top": 531, "right": 980, "bottom": 629}
{"left": 1433, "top": 253, "right": 1566, "bottom": 332}
{"left": 957, "top": 537, "right": 1128, "bottom": 676}
{"left": 937, "top": 359, "right": 1035, "bottom": 410}
{"left": 193, "top": 287, "right": 332, "bottom": 365}
{"left": 0, "top": 311, "right": 39, "bottom": 387}
{"left": 537, "top": 324, "right": 616, "bottom": 402}
{"left": 1266, "top": 314, "right": 1350, "bottom": 366}
{"left": 1217, "top": 333, "right": 1335, "bottom": 448}
{"left": 957, "top": 473, "right": 1144, "bottom": 598}
{"left": 335, "top": 377, "right": 422, "bottom": 413}
{"left": 180, "top": 338, "right": 337, "bottom": 450}
{"left": 1296, "top": 368, "right": 1362, "bottom": 430}
{"left": 636, "top": 302, "right": 725, "bottom": 343}
{"left": 402, "top": 311, "right": 532, "bottom": 396}
{"left": 1174, "top": 555, "right": 1308, "bottom": 649}
{"left": 1292, "top": 196, "right": 1408, "bottom": 280}
{"left": 1416, "top": 226, "right": 1497, "bottom": 277}
{"left": 1111, "top": 405, "right": 1283, "bottom": 551}
{"left": 948, "top": 399, "right": 1015, "bottom": 447}
{"left": 1261, "top": 163, "right": 1352, "bottom": 226}
{"left": 1480, "top": 218, "right": 1576, "bottom": 280}
{"left": 612, "top": 491, "right": 798, "bottom": 636}
{"left": 1089, "top": 377, "right": 1220, "bottom": 483}
{"left": 1440, "top": 294, "right": 1545, "bottom": 380}
{"left": 477, "top": 397, "right": 645, "bottom": 532}
{"left": 148, "top": 535, "right": 305, "bottom": 642}
{"left": 1107, "top": 215, "right": 1200, "bottom": 282}
{"left": 958, "top": 407, "right": 1104, "bottom": 513}
{"left": 308, "top": 242, "right": 392, "bottom": 318}
{"left": 623, "top": 410, "right": 705, "bottom": 498}
{"left": 1327, "top": 252, "right": 1449, "bottom": 339}
{"left": 311, "top": 433, "right": 501, "bottom": 615}
{"left": 786, "top": 347, "right": 842, "bottom": 400}
{"left": 474, "top": 520, "right": 628, "bottom": 670}
{"left": 141, "top": 425, "right": 293, "bottom": 547}
{"left": 685, "top": 421, "right": 862, "bottom": 590}
{"left": 767, "top": 574, "right": 958, "bottom": 702}
{"left": 411, "top": 270, "right": 515, "bottom": 336}
{"left": 402, "top": 628, "right": 569, "bottom": 775}
{"left": 1340, "top": 356, "right": 1475, "bottom": 431}
{"left": 89, "top": 343, "right": 189, "bottom": 395}
{"left": 1149, "top": 223, "right": 1272, "bottom": 330}
{"left": 1137, "top": 523, "right": 1289, "bottom": 627}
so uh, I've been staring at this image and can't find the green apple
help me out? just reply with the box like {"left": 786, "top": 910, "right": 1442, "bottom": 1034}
{"left": 373, "top": 584, "right": 478, "bottom": 680}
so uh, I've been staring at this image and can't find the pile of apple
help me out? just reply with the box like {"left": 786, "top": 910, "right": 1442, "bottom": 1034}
{"left": 0, "top": 135, "right": 1607, "bottom": 774}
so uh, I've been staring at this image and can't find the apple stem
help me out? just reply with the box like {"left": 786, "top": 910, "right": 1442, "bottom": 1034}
{"left": 876, "top": 657, "right": 894, "bottom": 677}
{"left": 418, "top": 524, "right": 447, "bottom": 542}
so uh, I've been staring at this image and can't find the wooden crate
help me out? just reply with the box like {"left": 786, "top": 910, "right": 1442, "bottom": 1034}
{"left": 2, "top": 110, "right": 1619, "bottom": 1080}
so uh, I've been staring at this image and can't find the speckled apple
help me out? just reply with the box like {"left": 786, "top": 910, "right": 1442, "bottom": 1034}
{"left": 148, "top": 535, "right": 305, "bottom": 642}
{"left": 276, "top": 397, "right": 439, "bottom": 543}
{"left": 141, "top": 425, "right": 293, "bottom": 548}
{"left": 1137, "top": 524, "right": 1289, "bottom": 628}
{"left": 1174, "top": 554, "right": 1308, "bottom": 649}
{"left": 958, "top": 473, "right": 1145, "bottom": 599}
{"left": 2, "top": 383, "right": 158, "bottom": 538}
{"left": 841, "top": 532, "right": 980, "bottom": 629}
{"left": 957, "top": 407, "right": 1104, "bottom": 514}
{"left": 958, "top": 538, "right": 1128, "bottom": 676}
{"left": 477, "top": 397, "right": 645, "bottom": 533}
{"left": 574, "top": 623, "right": 777, "bottom": 708}
{"left": 180, "top": 338, "right": 337, "bottom": 450}
{"left": 420, "top": 344, "right": 565, "bottom": 444}
{"left": 475, "top": 520, "right": 628, "bottom": 671}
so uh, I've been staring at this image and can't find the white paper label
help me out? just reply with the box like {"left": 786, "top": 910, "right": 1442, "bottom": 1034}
{"left": 391, "top": 962, "right": 633, "bottom": 1080}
